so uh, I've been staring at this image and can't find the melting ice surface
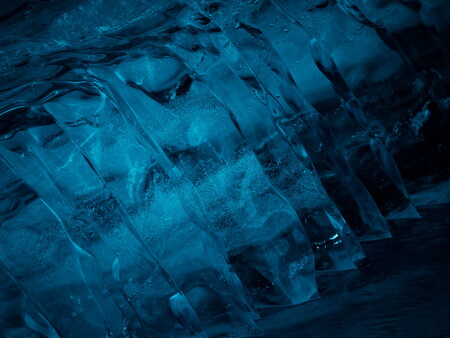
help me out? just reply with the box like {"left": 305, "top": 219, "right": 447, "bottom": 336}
{"left": 0, "top": 0, "right": 449, "bottom": 336}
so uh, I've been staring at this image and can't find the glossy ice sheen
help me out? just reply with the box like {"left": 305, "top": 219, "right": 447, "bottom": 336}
{"left": 0, "top": 0, "right": 448, "bottom": 336}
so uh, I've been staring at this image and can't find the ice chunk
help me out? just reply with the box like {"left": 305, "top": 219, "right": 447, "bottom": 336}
{"left": 168, "top": 26, "right": 365, "bottom": 267}
{"left": 41, "top": 88, "right": 260, "bottom": 335}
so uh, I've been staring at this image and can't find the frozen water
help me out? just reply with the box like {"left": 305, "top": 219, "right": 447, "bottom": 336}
{"left": 0, "top": 0, "right": 448, "bottom": 336}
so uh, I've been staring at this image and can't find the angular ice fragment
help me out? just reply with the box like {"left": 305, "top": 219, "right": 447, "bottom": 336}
{"left": 42, "top": 87, "right": 260, "bottom": 336}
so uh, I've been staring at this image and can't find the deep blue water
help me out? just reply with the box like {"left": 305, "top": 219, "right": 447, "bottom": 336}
{"left": 257, "top": 204, "right": 450, "bottom": 337}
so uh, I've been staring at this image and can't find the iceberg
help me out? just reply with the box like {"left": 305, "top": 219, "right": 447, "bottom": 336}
{"left": 0, "top": 0, "right": 448, "bottom": 336}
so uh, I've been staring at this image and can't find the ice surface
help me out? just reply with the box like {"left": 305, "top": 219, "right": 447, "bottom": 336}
{"left": 0, "top": 0, "right": 448, "bottom": 336}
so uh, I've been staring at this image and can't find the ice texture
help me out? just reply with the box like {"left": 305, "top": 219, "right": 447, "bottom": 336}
{"left": 0, "top": 0, "right": 448, "bottom": 336}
